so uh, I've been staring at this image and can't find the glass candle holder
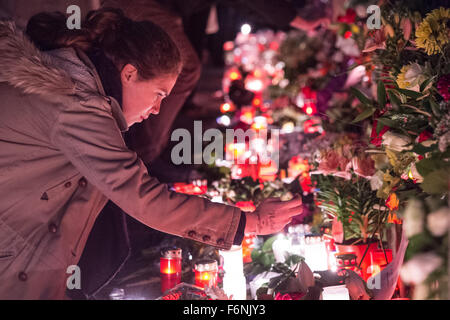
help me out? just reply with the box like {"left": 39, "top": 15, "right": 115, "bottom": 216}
{"left": 367, "top": 249, "right": 393, "bottom": 277}
{"left": 194, "top": 259, "right": 218, "bottom": 289}
{"left": 160, "top": 247, "right": 182, "bottom": 293}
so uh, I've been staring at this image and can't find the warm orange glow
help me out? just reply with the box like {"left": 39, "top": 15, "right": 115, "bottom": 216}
{"left": 252, "top": 98, "right": 261, "bottom": 106}
{"left": 288, "top": 157, "right": 310, "bottom": 178}
{"left": 227, "top": 143, "right": 246, "bottom": 159}
{"left": 240, "top": 110, "right": 254, "bottom": 124}
{"left": 230, "top": 71, "right": 241, "bottom": 80}
{"left": 221, "top": 103, "right": 231, "bottom": 112}
{"left": 160, "top": 257, "right": 181, "bottom": 275}
{"left": 251, "top": 122, "right": 265, "bottom": 131}
{"left": 242, "top": 234, "right": 256, "bottom": 264}
{"left": 368, "top": 264, "right": 381, "bottom": 276}
{"left": 195, "top": 271, "right": 218, "bottom": 288}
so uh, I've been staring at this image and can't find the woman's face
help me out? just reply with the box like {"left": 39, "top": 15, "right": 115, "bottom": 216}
{"left": 120, "top": 64, "right": 178, "bottom": 128}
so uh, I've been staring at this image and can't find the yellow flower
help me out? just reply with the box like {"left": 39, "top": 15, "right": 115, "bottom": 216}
{"left": 396, "top": 65, "right": 411, "bottom": 89}
{"left": 415, "top": 7, "right": 450, "bottom": 55}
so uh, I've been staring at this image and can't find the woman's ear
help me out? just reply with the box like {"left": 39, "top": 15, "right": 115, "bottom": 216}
{"left": 120, "top": 64, "right": 138, "bottom": 86}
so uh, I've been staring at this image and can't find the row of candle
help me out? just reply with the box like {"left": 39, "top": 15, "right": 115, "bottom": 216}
{"left": 160, "top": 247, "right": 219, "bottom": 293}
{"left": 160, "top": 246, "right": 248, "bottom": 300}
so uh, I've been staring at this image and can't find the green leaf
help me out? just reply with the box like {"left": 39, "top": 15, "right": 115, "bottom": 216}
{"left": 251, "top": 250, "right": 262, "bottom": 261}
{"left": 387, "top": 90, "right": 401, "bottom": 110}
{"left": 420, "top": 77, "right": 434, "bottom": 92}
{"left": 421, "top": 168, "right": 450, "bottom": 195}
{"left": 415, "top": 158, "right": 438, "bottom": 177}
{"left": 262, "top": 235, "right": 278, "bottom": 252}
{"left": 260, "top": 254, "right": 275, "bottom": 268}
{"left": 411, "top": 143, "right": 438, "bottom": 157}
{"left": 352, "top": 107, "right": 376, "bottom": 123}
{"left": 378, "top": 117, "right": 399, "bottom": 128}
{"left": 350, "top": 87, "right": 372, "bottom": 106}
{"left": 377, "top": 81, "right": 386, "bottom": 108}
{"left": 396, "top": 88, "right": 423, "bottom": 99}
{"left": 429, "top": 98, "right": 441, "bottom": 117}
{"left": 405, "top": 232, "right": 436, "bottom": 261}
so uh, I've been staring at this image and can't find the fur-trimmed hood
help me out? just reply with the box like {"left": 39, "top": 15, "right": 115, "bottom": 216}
{"left": 0, "top": 20, "right": 100, "bottom": 98}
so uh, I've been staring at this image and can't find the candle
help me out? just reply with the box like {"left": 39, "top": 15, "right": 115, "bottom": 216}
{"left": 160, "top": 247, "right": 182, "bottom": 293}
{"left": 272, "top": 234, "right": 291, "bottom": 263}
{"left": 194, "top": 259, "right": 218, "bottom": 289}
{"left": 304, "top": 236, "right": 328, "bottom": 271}
{"left": 220, "top": 245, "right": 247, "bottom": 300}
{"left": 322, "top": 285, "right": 350, "bottom": 300}
{"left": 367, "top": 249, "right": 392, "bottom": 277}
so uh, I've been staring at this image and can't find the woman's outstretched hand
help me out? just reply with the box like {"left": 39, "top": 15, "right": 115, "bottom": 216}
{"left": 244, "top": 196, "right": 303, "bottom": 235}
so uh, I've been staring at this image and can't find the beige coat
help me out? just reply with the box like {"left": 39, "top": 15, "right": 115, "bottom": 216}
{"left": 0, "top": 21, "right": 241, "bottom": 299}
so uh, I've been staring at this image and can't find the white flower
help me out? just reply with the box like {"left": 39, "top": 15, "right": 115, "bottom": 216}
{"left": 396, "top": 63, "right": 430, "bottom": 92}
{"left": 403, "top": 199, "right": 425, "bottom": 238}
{"left": 370, "top": 170, "right": 385, "bottom": 190}
{"left": 427, "top": 207, "right": 450, "bottom": 237}
{"left": 400, "top": 252, "right": 443, "bottom": 285}
{"left": 382, "top": 132, "right": 412, "bottom": 152}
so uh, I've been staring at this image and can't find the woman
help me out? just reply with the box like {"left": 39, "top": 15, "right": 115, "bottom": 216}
{"left": 0, "top": 8, "right": 302, "bottom": 299}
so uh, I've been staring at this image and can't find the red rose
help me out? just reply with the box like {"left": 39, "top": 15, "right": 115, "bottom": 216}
{"left": 337, "top": 8, "right": 356, "bottom": 24}
{"left": 370, "top": 120, "right": 389, "bottom": 147}
{"left": 417, "top": 131, "right": 433, "bottom": 143}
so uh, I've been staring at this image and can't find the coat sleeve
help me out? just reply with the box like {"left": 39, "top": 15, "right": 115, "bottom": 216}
{"left": 50, "top": 97, "right": 242, "bottom": 250}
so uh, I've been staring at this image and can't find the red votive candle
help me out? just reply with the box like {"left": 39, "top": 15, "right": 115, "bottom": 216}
{"left": 194, "top": 259, "right": 218, "bottom": 289}
{"left": 367, "top": 249, "right": 393, "bottom": 277}
{"left": 160, "top": 247, "right": 182, "bottom": 293}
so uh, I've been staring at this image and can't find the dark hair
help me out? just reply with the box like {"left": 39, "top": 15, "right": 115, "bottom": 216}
{"left": 26, "top": 8, "right": 182, "bottom": 80}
